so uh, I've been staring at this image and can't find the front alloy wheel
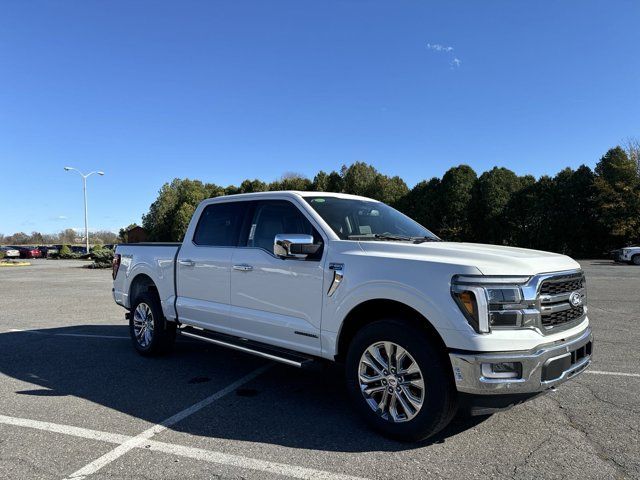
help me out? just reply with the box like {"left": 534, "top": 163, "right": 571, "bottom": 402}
{"left": 359, "top": 341, "right": 425, "bottom": 422}
{"left": 345, "top": 319, "right": 457, "bottom": 442}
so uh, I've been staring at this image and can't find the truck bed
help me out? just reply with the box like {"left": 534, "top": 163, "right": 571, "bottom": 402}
{"left": 113, "top": 242, "right": 182, "bottom": 321}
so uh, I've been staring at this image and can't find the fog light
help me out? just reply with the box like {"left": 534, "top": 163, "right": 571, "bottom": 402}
{"left": 481, "top": 362, "right": 522, "bottom": 379}
{"left": 489, "top": 311, "right": 519, "bottom": 327}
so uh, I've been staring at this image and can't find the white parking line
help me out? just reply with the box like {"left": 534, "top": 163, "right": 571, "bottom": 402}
{"left": 0, "top": 391, "right": 367, "bottom": 480}
{"left": 586, "top": 370, "right": 640, "bottom": 378}
{"left": 62, "top": 364, "right": 272, "bottom": 480}
{"left": 0, "top": 415, "right": 131, "bottom": 444}
{"left": 8, "top": 328, "right": 128, "bottom": 339}
{"left": 144, "top": 440, "right": 368, "bottom": 480}
{"left": 55, "top": 333, "right": 129, "bottom": 339}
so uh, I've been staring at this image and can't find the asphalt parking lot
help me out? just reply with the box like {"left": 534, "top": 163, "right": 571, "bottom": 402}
{"left": 1, "top": 259, "right": 639, "bottom": 479}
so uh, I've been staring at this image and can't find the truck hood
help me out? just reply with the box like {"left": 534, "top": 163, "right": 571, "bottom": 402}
{"left": 357, "top": 241, "right": 580, "bottom": 275}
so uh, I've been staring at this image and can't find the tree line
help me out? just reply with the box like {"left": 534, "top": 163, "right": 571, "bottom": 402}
{"left": 0, "top": 229, "right": 119, "bottom": 246}
{"left": 5, "top": 146, "right": 637, "bottom": 256}
{"left": 141, "top": 146, "right": 640, "bottom": 257}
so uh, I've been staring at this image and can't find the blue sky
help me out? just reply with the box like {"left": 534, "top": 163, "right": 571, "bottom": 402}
{"left": 1, "top": 1, "right": 639, "bottom": 234}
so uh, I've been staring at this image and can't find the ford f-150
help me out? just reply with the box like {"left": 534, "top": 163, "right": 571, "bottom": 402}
{"left": 112, "top": 191, "right": 592, "bottom": 441}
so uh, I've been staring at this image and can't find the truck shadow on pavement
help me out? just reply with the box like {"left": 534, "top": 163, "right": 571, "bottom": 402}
{"left": 1, "top": 325, "right": 487, "bottom": 452}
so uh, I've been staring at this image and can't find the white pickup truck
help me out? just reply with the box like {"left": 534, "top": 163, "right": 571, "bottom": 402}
{"left": 613, "top": 246, "right": 640, "bottom": 265}
{"left": 112, "top": 191, "right": 592, "bottom": 441}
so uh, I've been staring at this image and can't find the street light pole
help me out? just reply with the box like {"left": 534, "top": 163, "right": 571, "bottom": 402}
{"left": 64, "top": 167, "right": 105, "bottom": 254}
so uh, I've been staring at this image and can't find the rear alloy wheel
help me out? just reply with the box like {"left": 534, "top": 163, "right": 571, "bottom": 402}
{"left": 129, "top": 291, "right": 176, "bottom": 356}
{"left": 345, "top": 319, "right": 457, "bottom": 442}
{"left": 132, "top": 302, "right": 154, "bottom": 349}
{"left": 632, "top": 255, "right": 640, "bottom": 266}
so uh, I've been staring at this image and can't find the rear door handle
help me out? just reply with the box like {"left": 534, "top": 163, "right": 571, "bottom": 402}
{"left": 178, "top": 259, "right": 195, "bottom": 267}
{"left": 233, "top": 264, "right": 253, "bottom": 272}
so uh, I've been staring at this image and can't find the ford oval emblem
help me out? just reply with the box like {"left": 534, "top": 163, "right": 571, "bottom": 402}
{"left": 569, "top": 291, "right": 583, "bottom": 307}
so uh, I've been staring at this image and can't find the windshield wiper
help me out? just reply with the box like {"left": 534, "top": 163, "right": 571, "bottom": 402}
{"left": 347, "top": 233, "right": 443, "bottom": 243}
{"left": 348, "top": 233, "right": 416, "bottom": 242}
{"left": 347, "top": 233, "right": 408, "bottom": 241}
{"left": 411, "top": 236, "right": 442, "bottom": 243}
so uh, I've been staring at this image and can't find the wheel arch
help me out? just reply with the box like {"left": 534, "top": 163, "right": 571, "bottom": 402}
{"left": 335, "top": 298, "right": 449, "bottom": 363}
{"left": 129, "top": 273, "right": 159, "bottom": 306}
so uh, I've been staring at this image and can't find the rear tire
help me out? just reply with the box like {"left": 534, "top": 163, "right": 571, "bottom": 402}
{"left": 631, "top": 255, "right": 640, "bottom": 266}
{"left": 345, "top": 319, "right": 457, "bottom": 442}
{"left": 129, "top": 291, "right": 176, "bottom": 356}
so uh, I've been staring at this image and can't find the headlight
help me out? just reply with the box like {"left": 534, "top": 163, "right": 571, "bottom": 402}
{"left": 451, "top": 275, "right": 534, "bottom": 333}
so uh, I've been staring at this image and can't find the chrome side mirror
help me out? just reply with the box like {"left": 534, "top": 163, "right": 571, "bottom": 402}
{"left": 274, "top": 234, "right": 321, "bottom": 259}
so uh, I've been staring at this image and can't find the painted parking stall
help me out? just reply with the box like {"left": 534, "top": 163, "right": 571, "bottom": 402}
{"left": 0, "top": 259, "right": 639, "bottom": 479}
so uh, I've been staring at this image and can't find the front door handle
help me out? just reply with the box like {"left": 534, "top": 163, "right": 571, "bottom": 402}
{"left": 178, "top": 259, "right": 195, "bottom": 267}
{"left": 233, "top": 264, "right": 254, "bottom": 272}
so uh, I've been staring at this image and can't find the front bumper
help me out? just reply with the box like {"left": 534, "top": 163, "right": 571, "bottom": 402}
{"left": 449, "top": 327, "right": 593, "bottom": 395}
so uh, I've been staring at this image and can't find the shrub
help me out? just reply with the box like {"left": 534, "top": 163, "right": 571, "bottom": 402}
{"left": 58, "top": 245, "right": 73, "bottom": 258}
{"left": 0, "top": 251, "right": 5, "bottom": 260}
{"left": 88, "top": 247, "right": 114, "bottom": 269}
{"left": 91, "top": 248, "right": 113, "bottom": 263}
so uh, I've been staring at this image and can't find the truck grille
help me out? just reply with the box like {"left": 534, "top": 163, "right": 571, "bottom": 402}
{"left": 542, "top": 305, "right": 584, "bottom": 328}
{"left": 539, "top": 272, "right": 586, "bottom": 330}
{"left": 539, "top": 274, "right": 585, "bottom": 295}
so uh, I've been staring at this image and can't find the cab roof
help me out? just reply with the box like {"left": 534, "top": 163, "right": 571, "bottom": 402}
{"left": 206, "top": 191, "right": 378, "bottom": 203}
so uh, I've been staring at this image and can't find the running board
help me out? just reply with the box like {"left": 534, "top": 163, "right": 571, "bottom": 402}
{"left": 178, "top": 326, "right": 320, "bottom": 369}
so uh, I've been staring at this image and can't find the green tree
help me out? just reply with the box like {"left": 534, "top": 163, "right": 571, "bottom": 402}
{"left": 342, "top": 162, "right": 378, "bottom": 197}
{"left": 397, "top": 178, "right": 442, "bottom": 233}
{"left": 268, "top": 173, "right": 312, "bottom": 191}
{"left": 593, "top": 147, "right": 640, "bottom": 249}
{"left": 312, "top": 171, "right": 329, "bottom": 191}
{"left": 470, "top": 167, "right": 526, "bottom": 244}
{"left": 373, "top": 175, "right": 409, "bottom": 206}
{"left": 325, "top": 171, "right": 344, "bottom": 192}
{"left": 437, "top": 165, "right": 477, "bottom": 241}
{"left": 504, "top": 175, "right": 556, "bottom": 251}
{"left": 59, "top": 245, "right": 73, "bottom": 258}
{"left": 552, "top": 166, "right": 601, "bottom": 256}
{"left": 239, "top": 179, "right": 268, "bottom": 193}
{"left": 142, "top": 179, "right": 224, "bottom": 241}
{"left": 341, "top": 162, "right": 408, "bottom": 205}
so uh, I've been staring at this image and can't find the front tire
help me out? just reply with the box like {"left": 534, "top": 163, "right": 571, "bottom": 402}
{"left": 345, "top": 319, "right": 457, "bottom": 442}
{"left": 631, "top": 255, "right": 640, "bottom": 266}
{"left": 129, "top": 291, "right": 176, "bottom": 356}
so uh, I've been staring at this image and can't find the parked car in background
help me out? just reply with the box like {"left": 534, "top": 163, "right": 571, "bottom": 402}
{"left": 38, "top": 245, "right": 59, "bottom": 258}
{"left": 612, "top": 246, "right": 640, "bottom": 265}
{"left": 16, "top": 246, "right": 42, "bottom": 259}
{"left": 0, "top": 246, "right": 20, "bottom": 258}
{"left": 71, "top": 245, "right": 88, "bottom": 254}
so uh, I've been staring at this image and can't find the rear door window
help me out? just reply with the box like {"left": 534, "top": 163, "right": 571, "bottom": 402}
{"left": 193, "top": 202, "right": 247, "bottom": 246}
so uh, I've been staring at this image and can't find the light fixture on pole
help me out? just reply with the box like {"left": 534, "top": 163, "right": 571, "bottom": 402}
{"left": 64, "top": 167, "right": 105, "bottom": 254}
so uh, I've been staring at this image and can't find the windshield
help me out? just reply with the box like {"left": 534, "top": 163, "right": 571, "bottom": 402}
{"left": 305, "top": 196, "right": 439, "bottom": 242}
